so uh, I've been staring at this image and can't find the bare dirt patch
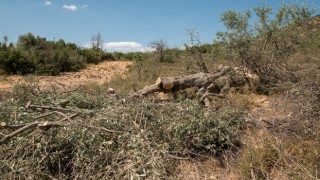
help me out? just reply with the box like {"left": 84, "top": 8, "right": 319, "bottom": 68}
{"left": 173, "top": 158, "right": 239, "bottom": 180}
{"left": 0, "top": 61, "right": 132, "bottom": 91}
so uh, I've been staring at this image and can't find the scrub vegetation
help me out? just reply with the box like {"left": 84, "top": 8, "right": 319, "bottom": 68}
{"left": 0, "top": 2, "right": 319, "bottom": 179}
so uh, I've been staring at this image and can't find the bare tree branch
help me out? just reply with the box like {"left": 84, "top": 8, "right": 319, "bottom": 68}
{"left": 0, "top": 113, "right": 79, "bottom": 144}
{"left": 28, "top": 104, "right": 78, "bottom": 112}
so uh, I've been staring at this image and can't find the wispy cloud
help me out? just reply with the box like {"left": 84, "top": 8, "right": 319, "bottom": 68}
{"left": 45, "top": 1, "right": 52, "bottom": 5}
{"left": 62, "top": 4, "right": 88, "bottom": 11}
{"left": 62, "top": 4, "right": 78, "bottom": 11}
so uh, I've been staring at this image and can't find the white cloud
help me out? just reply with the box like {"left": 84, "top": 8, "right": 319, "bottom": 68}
{"left": 104, "top": 42, "right": 154, "bottom": 52}
{"left": 62, "top": 4, "right": 78, "bottom": 11}
{"left": 45, "top": 1, "right": 52, "bottom": 5}
{"left": 83, "top": 41, "right": 154, "bottom": 52}
{"left": 105, "top": 42, "right": 142, "bottom": 49}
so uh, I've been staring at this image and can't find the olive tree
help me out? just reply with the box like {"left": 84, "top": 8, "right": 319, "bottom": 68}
{"left": 217, "top": 3, "right": 316, "bottom": 86}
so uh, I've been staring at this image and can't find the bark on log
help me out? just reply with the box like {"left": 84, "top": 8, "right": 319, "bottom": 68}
{"left": 132, "top": 65, "right": 256, "bottom": 107}
{"left": 132, "top": 66, "right": 231, "bottom": 97}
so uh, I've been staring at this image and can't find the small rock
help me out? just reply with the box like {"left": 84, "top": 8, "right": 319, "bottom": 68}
{"left": 209, "top": 175, "right": 218, "bottom": 180}
{"left": 108, "top": 88, "right": 116, "bottom": 94}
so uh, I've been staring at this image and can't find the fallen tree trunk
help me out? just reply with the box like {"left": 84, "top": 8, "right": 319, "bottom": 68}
{"left": 131, "top": 65, "right": 251, "bottom": 107}
{"left": 132, "top": 66, "right": 232, "bottom": 97}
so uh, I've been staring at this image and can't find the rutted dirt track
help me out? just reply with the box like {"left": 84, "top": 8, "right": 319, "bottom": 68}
{"left": 0, "top": 61, "right": 132, "bottom": 91}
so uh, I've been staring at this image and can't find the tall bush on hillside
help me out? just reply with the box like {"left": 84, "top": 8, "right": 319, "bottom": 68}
{"left": 80, "top": 48, "right": 106, "bottom": 64}
{"left": 3, "top": 49, "right": 35, "bottom": 74}
{"left": 15, "top": 33, "right": 85, "bottom": 75}
{"left": 217, "top": 3, "right": 316, "bottom": 88}
{"left": 0, "top": 38, "right": 9, "bottom": 73}
{"left": 0, "top": 33, "right": 87, "bottom": 75}
{"left": 113, "top": 51, "right": 125, "bottom": 60}
{"left": 81, "top": 32, "right": 115, "bottom": 63}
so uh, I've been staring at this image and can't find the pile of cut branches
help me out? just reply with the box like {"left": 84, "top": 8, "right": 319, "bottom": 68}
{"left": 0, "top": 79, "right": 245, "bottom": 179}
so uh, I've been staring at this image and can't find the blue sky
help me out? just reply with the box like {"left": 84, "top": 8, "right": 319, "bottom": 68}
{"left": 0, "top": 0, "right": 318, "bottom": 52}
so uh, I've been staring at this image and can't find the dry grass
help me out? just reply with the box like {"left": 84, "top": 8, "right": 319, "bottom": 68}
{"left": 236, "top": 128, "right": 320, "bottom": 180}
{"left": 173, "top": 157, "right": 235, "bottom": 180}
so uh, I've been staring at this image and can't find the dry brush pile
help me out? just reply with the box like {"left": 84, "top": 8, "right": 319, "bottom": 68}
{"left": 0, "top": 79, "right": 245, "bottom": 179}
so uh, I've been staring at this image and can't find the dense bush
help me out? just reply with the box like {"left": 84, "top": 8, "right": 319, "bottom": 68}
{"left": 112, "top": 51, "right": 126, "bottom": 60}
{"left": 163, "top": 106, "right": 244, "bottom": 155}
{"left": 0, "top": 33, "right": 87, "bottom": 75}
{"left": 217, "top": 3, "right": 316, "bottom": 88}
{"left": 80, "top": 48, "right": 115, "bottom": 64}
{"left": 123, "top": 52, "right": 147, "bottom": 60}
{"left": 0, "top": 33, "right": 118, "bottom": 75}
{"left": 1, "top": 48, "right": 35, "bottom": 74}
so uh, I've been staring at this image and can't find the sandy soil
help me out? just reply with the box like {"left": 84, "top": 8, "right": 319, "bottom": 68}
{"left": 0, "top": 61, "right": 132, "bottom": 91}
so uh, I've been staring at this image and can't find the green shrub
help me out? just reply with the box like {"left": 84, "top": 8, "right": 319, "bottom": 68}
{"left": 162, "top": 103, "right": 245, "bottom": 155}
{"left": 103, "top": 52, "right": 115, "bottom": 61}
{"left": 32, "top": 49, "right": 85, "bottom": 75}
{"left": 113, "top": 51, "right": 125, "bottom": 59}
{"left": 2, "top": 49, "right": 35, "bottom": 74}
{"left": 80, "top": 48, "right": 114, "bottom": 64}
{"left": 0, "top": 33, "right": 86, "bottom": 75}
{"left": 218, "top": 3, "right": 315, "bottom": 88}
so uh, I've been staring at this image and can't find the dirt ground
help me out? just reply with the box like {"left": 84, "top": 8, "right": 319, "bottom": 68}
{"left": 0, "top": 61, "right": 132, "bottom": 91}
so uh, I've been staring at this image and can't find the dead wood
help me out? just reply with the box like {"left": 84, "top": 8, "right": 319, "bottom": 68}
{"left": 132, "top": 66, "right": 232, "bottom": 97}
{"left": 28, "top": 104, "right": 79, "bottom": 112}
{"left": 131, "top": 65, "right": 252, "bottom": 107}
{"left": 0, "top": 113, "right": 79, "bottom": 144}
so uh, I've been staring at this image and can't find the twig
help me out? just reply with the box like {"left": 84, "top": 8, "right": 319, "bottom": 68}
{"left": 202, "top": 93, "right": 227, "bottom": 99}
{"left": 76, "top": 122, "right": 122, "bottom": 133}
{"left": 0, "top": 113, "right": 79, "bottom": 144}
{"left": 52, "top": 111, "right": 69, "bottom": 119}
{"left": 34, "top": 112, "right": 56, "bottom": 120}
{"left": 115, "top": 157, "right": 148, "bottom": 179}
{"left": 1, "top": 122, "right": 24, "bottom": 130}
{"left": 0, "top": 121, "right": 41, "bottom": 144}
{"left": 56, "top": 85, "right": 81, "bottom": 96}
{"left": 166, "top": 153, "right": 189, "bottom": 160}
{"left": 28, "top": 104, "right": 78, "bottom": 112}
{"left": 1, "top": 111, "right": 69, "bottom": 130}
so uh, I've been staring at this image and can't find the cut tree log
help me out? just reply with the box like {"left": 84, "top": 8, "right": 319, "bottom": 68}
{"left": 132, "top": 66, "right": 232, "bottom": 97}
{"left": 131, "top": 65, "right": 252, "bottom": 107}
